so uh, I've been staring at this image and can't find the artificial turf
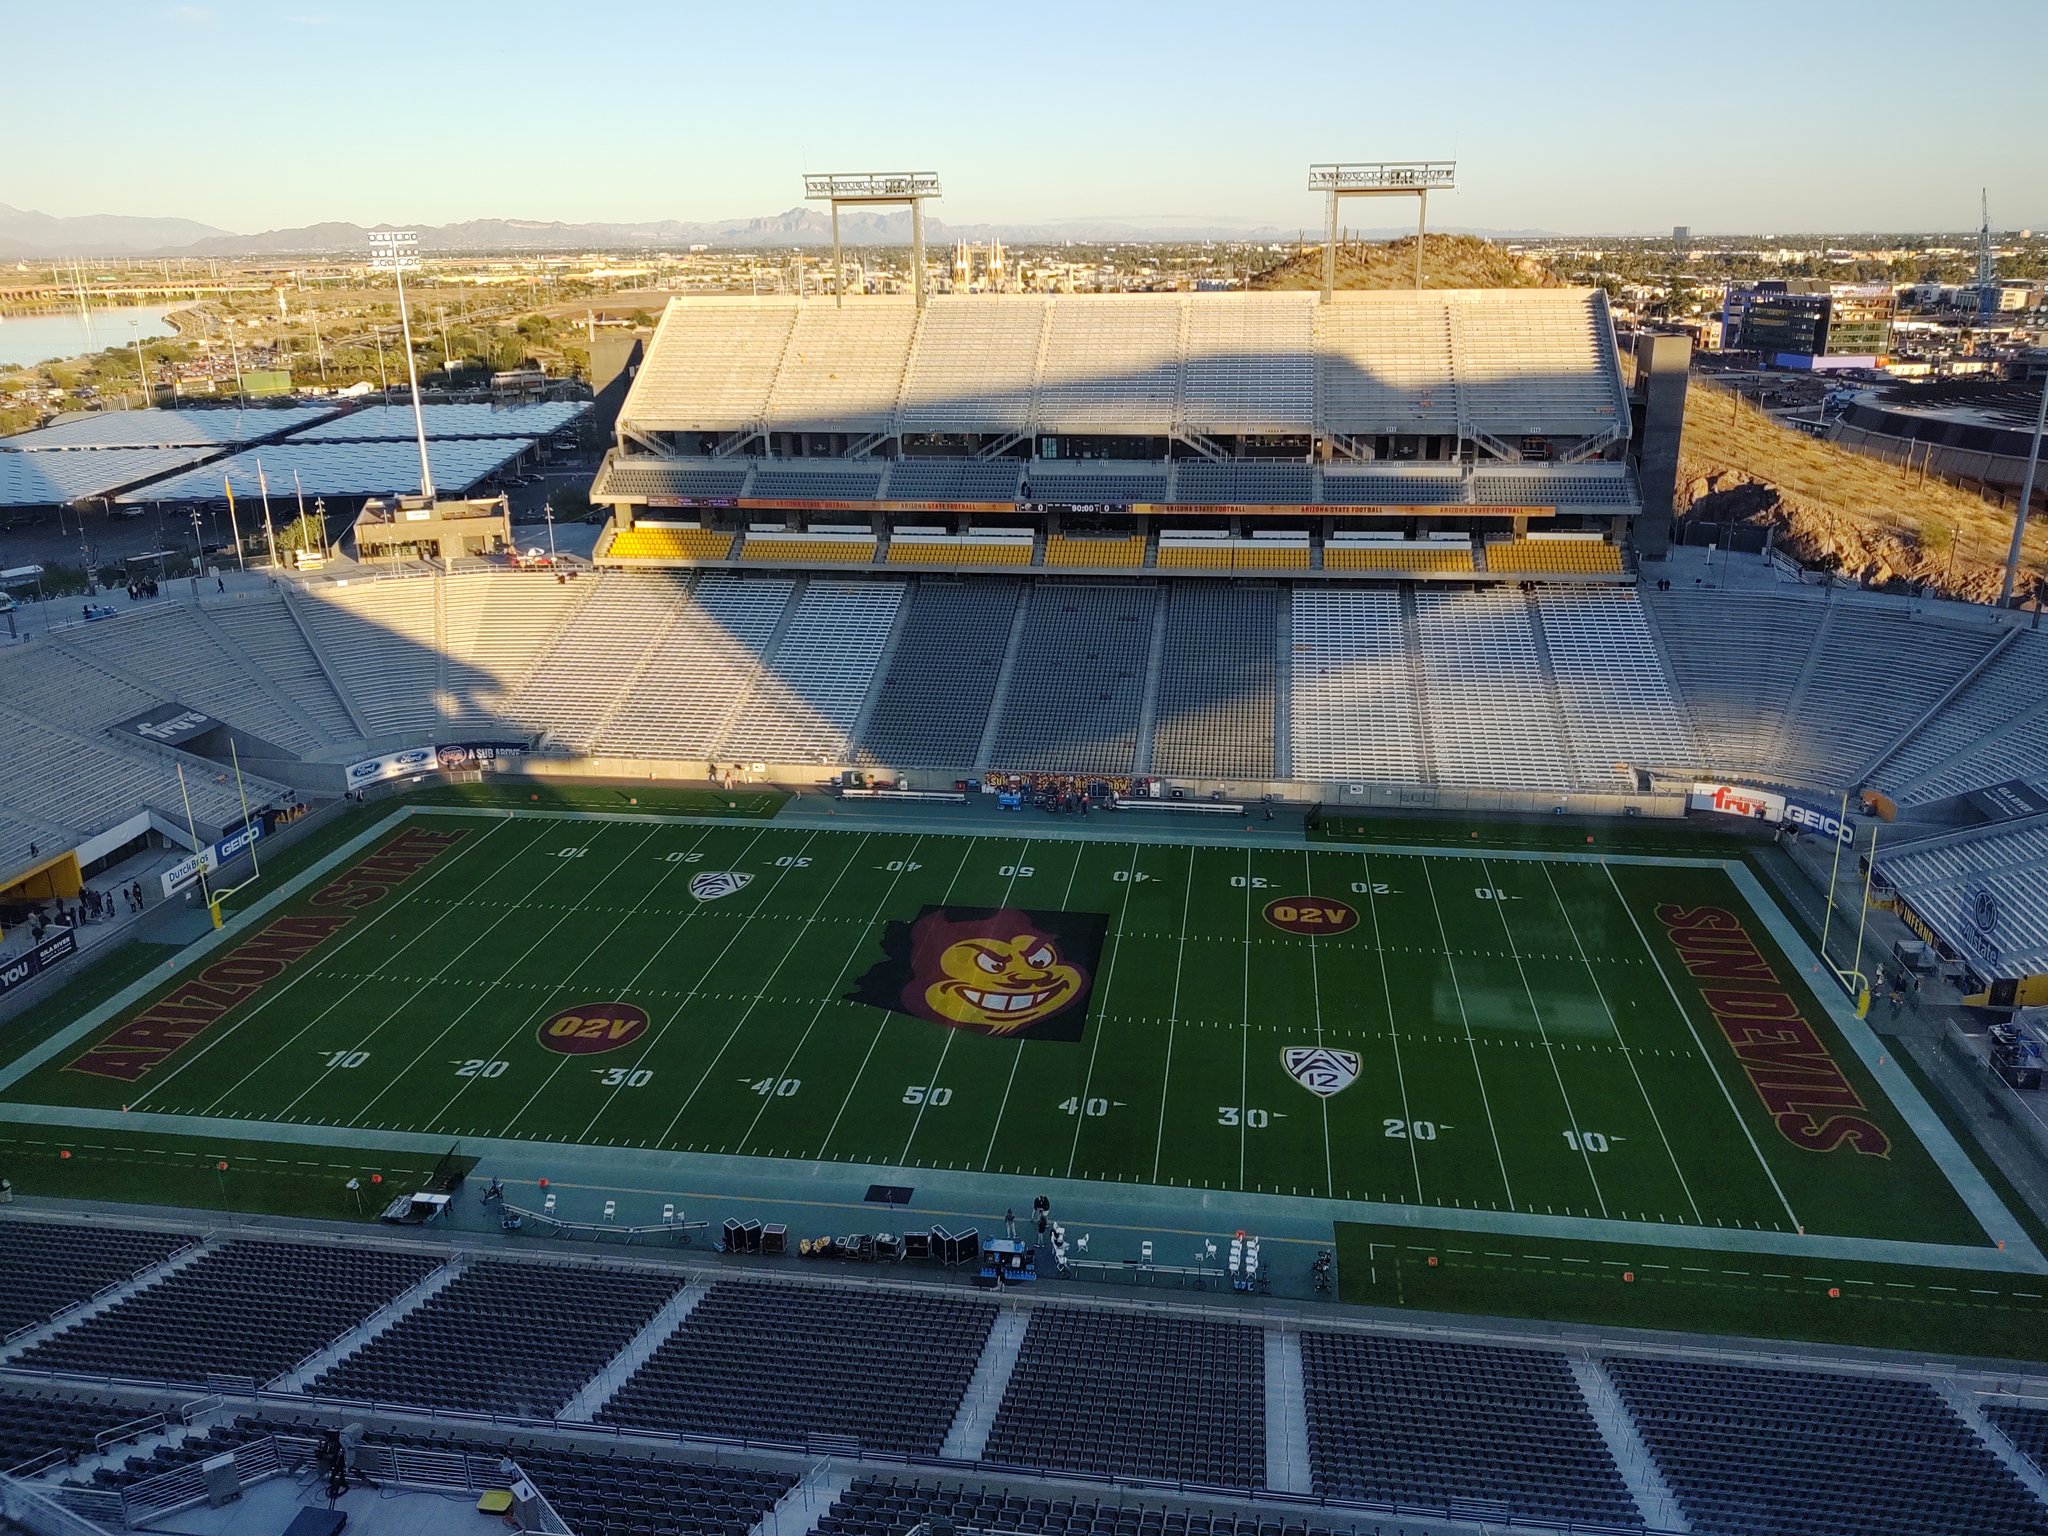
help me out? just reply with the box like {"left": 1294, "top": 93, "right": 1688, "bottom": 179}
{"left": 4, "top": 808, "right": 1985, "bottom": 1250}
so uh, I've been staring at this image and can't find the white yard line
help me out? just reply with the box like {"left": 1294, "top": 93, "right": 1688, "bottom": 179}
{"left": 1358, "top": 849, "right": 1423, "bottom": 1203}
{"left": 1601, "top": 860, "right": 1803, "bottom": 1232}
{"left": 1418, "top": 855, "right": 1518, "bottom": 1211}
{"left": 647, "top": 830, "right": 858, "bottom": 1148}
{"left": 357, "top": 823, "right": 670, "bottom": 1128}
{"left": 1063, "top": 843, "right": 1144, "bottom": 1179}
{"left": 1540, "top": 862, "right": 1705, "bottom": 1226}
{"left": 1239, "top": 847, "right": 1252, "bottom": 1190}
{"left": 129, "top": 816, "right": 526, "bottom": 1111}
{"left": 500, "top": 822, "right": 747, "bottom": 1137}
{"left": 732, "top": 835, "right": 928, "bottom": 1154}
{"left": 984, "top": 843, "right": 1086, "bottom": 1172}
{"left": 817, "top": 840, "right": 978, "bottom": 1161}
{"left": 1482, "top": 857, "right": 1608, "bottom": 1219}
{"left": 1304, "top": 848, "right": 1334, "bottom": 1199}
{"left": 900, "top": 839, "right": 1031, "bottom": 1163}
{"left": 1148, "top": 848, "right": 1199, "bottom": 1184}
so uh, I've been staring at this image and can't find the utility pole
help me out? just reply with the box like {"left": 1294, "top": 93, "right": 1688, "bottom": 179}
{"left": 1997, "top": 370, "right": 2047, "bottom": 607}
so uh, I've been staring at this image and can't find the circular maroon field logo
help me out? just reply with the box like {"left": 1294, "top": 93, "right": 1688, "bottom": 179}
{"left": 1263, "top": 896, "right": 1359, "bottom": 935}
{"left": 537, "top": 1003, "right": 649, "bottom": 1054}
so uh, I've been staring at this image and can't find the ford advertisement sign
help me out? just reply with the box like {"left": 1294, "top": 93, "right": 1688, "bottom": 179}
{"left": 346, "top": 747, "right": 437, "bottom": 787}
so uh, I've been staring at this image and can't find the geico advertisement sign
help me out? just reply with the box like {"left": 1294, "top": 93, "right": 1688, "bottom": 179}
{"left": 1783, "top": 799, "right": 1857, "bottom": 845}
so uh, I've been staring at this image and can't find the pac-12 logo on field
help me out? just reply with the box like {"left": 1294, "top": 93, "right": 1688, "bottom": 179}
{"left": 1283, "top": 1047, "right": 1360, "bottom": 1097}
{"left": 538, "top": 1003, "right": 649, "bottom": 1054}
{"left": 689, "top": 871, "right": 752, "bottom": 902}
{"left": 1263, "top": 896, "right": 1358, "bottom": 935}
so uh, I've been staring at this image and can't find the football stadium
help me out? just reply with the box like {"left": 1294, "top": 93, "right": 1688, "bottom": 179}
{"left": 4, "top": 258, "right": 2048, "bottom": 1536}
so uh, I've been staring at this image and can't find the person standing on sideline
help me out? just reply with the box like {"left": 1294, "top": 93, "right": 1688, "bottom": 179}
{"left": 1005, "top": 1208, "right": 1017, "bottom": 1240}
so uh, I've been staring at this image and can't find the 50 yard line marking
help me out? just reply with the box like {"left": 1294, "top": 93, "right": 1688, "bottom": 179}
{"left": 1540, "top": 862, "right": 1703, "bottom": 1226}
{"left": 1602, "top": 860, "right": 1801, "bottom": 1232}
{"left": 1419, "top": 855, "right": 1517, "bottom": 1211}
{"left": 1063, "top": 843, "right": 1143, "bottom": 1180}
{"left": 901, "top": 838, "right": 1031, "bottom": 1164}
{"left": 733, "top": 834, "right": 929, "bottom": 1156}
{"left": 815, "top": 839, "right": 977, "bottom": 1161}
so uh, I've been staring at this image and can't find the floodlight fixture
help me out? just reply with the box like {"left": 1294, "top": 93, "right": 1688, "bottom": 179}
{"left": 1307, "top": 160, "right": 1458, "bottom": 297}
{"left": 803, "top": 172, "right": 943, "bottom": 309}
{"left": 368, "top": 230, "right": 435, "bottom": 500}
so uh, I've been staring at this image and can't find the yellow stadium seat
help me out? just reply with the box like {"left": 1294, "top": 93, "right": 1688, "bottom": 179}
{"left": 740, "top": 538, "right": 877, "bottom": 565}
{"left": 1485, "top": 539, "right": 1623, "bottom": 574}
{"left": 1234, "top": 544, "right": 1310, "bottom": 571}
{"left": 608, "top": 526, "right": 734, "bottom": 561}
{"left": 886, "top": 540, "right": 1034, "bottom": 567}
{"left": 1156, "top": 544, "right": 1237, "bottom": 570}
{"left": 1324, "top": 545, "right": 1475, "bottom": 573}
{"left": 1045, "top": 535, "right": 1145, "bottom": 568}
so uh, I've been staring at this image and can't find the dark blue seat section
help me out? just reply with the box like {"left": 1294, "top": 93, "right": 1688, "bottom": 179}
{"left": 1987, "top": 1401, "right": 2048, "bottom": 1481}
{"left": 982, "top": 1308, "right": 1264, "bottom": 1490}
{"left": 1300, "top": 1330, "right": 1640, "bottom": 1527}
{"left": 595, "top": 1280, "right": 996, "bottom": 1456}
{"left": 14, "top": 1239, "right": 442, "bottom": 1386}
{"left": 77, "top": 1416, "right": 796, "bottom": 1536}
{"left": 0, "top": 1385, "right": 155, "bottom": 1475}
{"left": 0, "top": 1218, "right": 196, "bottom": 1335}
{"left": 1608, "top": 1356, "right": 2048, "bottom": 1536}
{"left": 818, "top": 1474, "right": 1341, "bottom": 1536}
{"left": 306, "top": 1259, "right": 683, "bottom": 1417}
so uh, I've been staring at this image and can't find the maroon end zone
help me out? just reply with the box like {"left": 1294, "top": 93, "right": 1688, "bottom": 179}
{"left": 66, "top": 826, "right": 469, "bottom": 1082}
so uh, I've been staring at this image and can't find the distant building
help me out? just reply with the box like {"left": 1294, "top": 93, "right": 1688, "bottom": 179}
{"left": 1722, "top": 280, "right": 1894, "bottom": 371}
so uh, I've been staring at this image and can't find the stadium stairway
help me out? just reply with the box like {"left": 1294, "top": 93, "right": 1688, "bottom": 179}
{"left": 1518, "top": 593, "right": 1584, "bottom": 783}
{"left": 1130, "top": 593, "right": 1171, "bottom": 776}
{"left": 1396, "top": 587, "right": 1441, "bottom": 786}
{"left": 939, "top": 1309, "right": 1033, "bottom": 1461}
{"left": 1945, "top": 1382, "right": 2048, "bottom": 1510}
{"left": 750, "top": 1465, "right": 859, "bottom": 1536}
{"left": 1569, "top": 1357, "right": 1690, "bottom": 1532}
{"left": 969, "top": 590, "right": 1036, "bottom": 770}
{"left": 267, "top": 1252, "right": 466, "bottom": 1393}
{"left": 1264, "top": 1331, "right": 1312, "bottom": 1495}
{"left": 0, "top": 1234, "right": 218, "bottom": 1368}
{"left": 1271, "top": 592, "right": 1294, "bottom": 780}
{"left": 555, "top": 1279, "right": 711, "bottom": 1424}
{"left": 276, "top": 584, "right": 379, "bottom": 742}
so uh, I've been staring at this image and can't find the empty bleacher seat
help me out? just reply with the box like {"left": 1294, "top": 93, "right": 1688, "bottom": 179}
{"left": 609, "top": 525, "right": 735, "bottom": 561}
{"left": 885, "top": 458, "right": 1025, "bottom": 501}
{"left": 595, "top": 1281, "right": 995, "bottom": 1455}
{"left": 595, "top": 575, "right": 794, "bottom": 758}
{"left": 1301, "top": 1331, "right": 1638, "bottom": 1526}
{"left": 1289, "top": 588, "right": 1426, "bottom": 782}
{"left": 739, "top": 534, "right": 878, "bottom": 565}
{"left": 0, "top": 1219, "right": 194, "bottom": 1336}
{"left": 1483, "top": 536, "right": 1624, "bottom": 575}
{"left": 1533, "top": 588, "right": 1699, "bottom": 781}
{"left": 1150, "top": 584, "right": 1277, "bottom": 779}
{"left": 1322, "top": 539, "right": 1473, "bottom": 573}
{"left": 720, "top": 580, "right": 905, "bottom": 762}
{"left": 15, "top": 1239, "right": 441, "bottom": 1386}
{"left": 1416, "top": 588, "right": 1572, "bottom": 789}
{"left": 855, "top": 580, "right": 1020, "bottom": 767}
{"left": 987, "top": 585, "right": 1156, "bottom": 774}
{"left": 306, "top": 1259, "right": 683, "bottom": 1417}
{"left": 1045, "top": 534, "right": 1145, "bottom": 568}
{"left": 1611, "top": 1355, "right": 2048, "bottom": 1536}
{"left": 983, "top": 1308, "right": 1264, "bottom": 1488}
{"left": 886, "top": 535, "right": 1033, "bottom": 568}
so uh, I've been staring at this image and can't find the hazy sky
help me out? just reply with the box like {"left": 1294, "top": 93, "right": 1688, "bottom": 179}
{"left": 12, "top": 0, "right": 2043, "bottom": 236}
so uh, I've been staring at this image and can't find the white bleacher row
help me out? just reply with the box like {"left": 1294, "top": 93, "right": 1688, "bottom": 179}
{"left": 720, "top": 582, "right": 906, "bottom": 763}
{"left": 1533, "top": 590, "right": 1699, "bottom": 781}
{"left": 594, "top": 575, "right": 797, "bottom": 759}
{"left": 0, "top": 706, "right": 284, "bottom": 838}
{"left": 1882, "top": 820, "right": 2048, "bottom": 976}
{"left": 618, "top": 289, "right": 1628, "bottom": 443}
{"left": 1415, "top": 588, "right": 1573, "bottom": 790}
{"left": 1290, "top": 589, "right": 1426, "bottom": 782}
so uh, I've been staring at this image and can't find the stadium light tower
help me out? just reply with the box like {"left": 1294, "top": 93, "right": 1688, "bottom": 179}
{"left": 1307, "top": 161, "right": 1458, "bottom": 299}
{"left": 803, "top": 172, "right": 942, "bottom": 309}
{"left": 367, "top": 229, "right": 435, "bottom": 501}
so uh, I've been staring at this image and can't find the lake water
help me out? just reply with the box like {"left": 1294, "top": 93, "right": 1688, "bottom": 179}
{"left": 0, "top": 305, "right": 183, "bottom": 368}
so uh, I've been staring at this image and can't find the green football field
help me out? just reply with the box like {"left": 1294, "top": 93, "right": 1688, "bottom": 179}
{"left": 3, "top": 808, "right": 1988, "bottom": 1247}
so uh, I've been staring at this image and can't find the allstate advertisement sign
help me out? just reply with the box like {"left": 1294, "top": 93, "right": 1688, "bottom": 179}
{"left": 346, "top": 747, "right": 437, "bottom": 787}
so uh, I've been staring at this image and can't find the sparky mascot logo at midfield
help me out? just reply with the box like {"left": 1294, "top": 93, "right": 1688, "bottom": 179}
{"left": 847, "top": 906, "right": 1108, "bottom": 1041}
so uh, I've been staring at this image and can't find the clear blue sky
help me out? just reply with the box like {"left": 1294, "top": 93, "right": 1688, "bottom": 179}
{"left": 14, "top": 0, "right": 2043, "bottom": 236}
